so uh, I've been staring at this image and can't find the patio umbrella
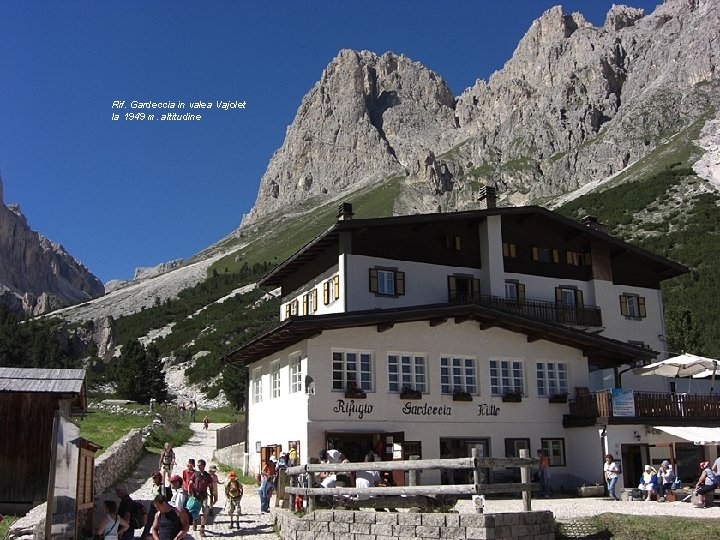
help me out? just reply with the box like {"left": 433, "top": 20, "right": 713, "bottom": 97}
{"left": 632, "top": 353, "right": 720, "bottom": 393}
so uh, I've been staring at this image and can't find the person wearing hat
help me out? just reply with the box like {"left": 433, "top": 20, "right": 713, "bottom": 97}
{"left": 694, "top": 461, "right": 718, "bottom": 507}
{"left": 169, "top": 474, "right": 188, "bottom": 511}
{"left": 225, "top": 471, "right": 243, "bottom": 528}
{"left": 656, "top": 460, "right": 675, "bottom": 498}
{"left": 638, "top": 464, "right": 658, "bottom": 501}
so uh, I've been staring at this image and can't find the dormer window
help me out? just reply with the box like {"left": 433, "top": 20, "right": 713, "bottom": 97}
{"left": 369, "top": 267, "right": 405, "bottom": 297}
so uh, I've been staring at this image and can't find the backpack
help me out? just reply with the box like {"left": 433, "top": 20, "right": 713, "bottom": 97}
{"left": 228, "top": 479, "right": 242, "bottom": 499}
{"left": 185, "top": 496, "right": 202, "bottom": 520}
{"left": 129, "top": 500, "right": 147, "bottom": 529}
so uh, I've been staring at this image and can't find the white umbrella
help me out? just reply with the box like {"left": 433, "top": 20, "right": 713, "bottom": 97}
{"left": 632, "top": 353, "right": 720, "bottom": 392}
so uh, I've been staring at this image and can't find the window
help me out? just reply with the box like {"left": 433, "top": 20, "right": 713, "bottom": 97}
{"left": 541, "top": 438, "right": 566, "bottom": 466}
{"left": 332, "top": 351, "right": 373, "bottom": 392}
{"left": 555, "top": 287, "right": 584, "bottom": 324}
{"left": 252, "top": 368, "right": 263, "bottom": 404}
{"left": 323, "top": 275, "right": 340, "bottom": 305}
{"left": 289, "top": 353, "right": 302, "bottom": 393}
{"left": 566, "top": 250, "right": 590, "bottom": 266}
{"left": 369, "top": 267, "right": 405, "bottom": 296}
{"left": 271, "top": 361, "right": 281, "bottom": 399}
{"left": 446, "top": 235, "right": 462, "bottom": 251}
{"left": 620, "top": 294, "right": 646, "bottom": 319}
{"left": 388, "top": 354, "right": 427, "bottom": 393}
{"left": 536, "top": 362, "right": 568, "bottom": 397}
{"left": 505, "top": 438, "right": 530, "bottom": 457}
{"left": 448, "top": 275, "right": 481, "bottom": 303}
{"left": 532, "top": 247, "right": 559, "bottom": 263}
{"left": 489, "top": 359, "right": 525, "bottom": 396}
{"left": 505, "top": 280, "right": 525, "bottom": 301}
{"left": 301, "top": 291, "right": 318, "bottom": 315}
{"left": 440, "top": 357, "right": 477, "bottom": 394}
{"left": 284, "top": 299, "right": 299, "bottom": 318}
{"left": 502, "top": 242, "right": 517, "bottom": 258}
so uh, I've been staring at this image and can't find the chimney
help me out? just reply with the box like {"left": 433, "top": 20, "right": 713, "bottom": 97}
{"left": 581, "top": 215, "right": 608, "bottom": 233}
{"left": 337, "top": 202, "right": 354, "bottom": 221}
{"left": 478, "top": 185, "right": 496, "bottom": 209}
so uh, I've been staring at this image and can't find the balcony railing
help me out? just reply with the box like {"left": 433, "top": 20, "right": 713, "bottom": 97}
{"left": 449, "top": 293, "right": 603, "bottom": 327}
{"left": 566, "top": 390, "right": 720, "bottom": 426}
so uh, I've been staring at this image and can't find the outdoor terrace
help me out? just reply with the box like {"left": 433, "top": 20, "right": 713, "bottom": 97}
{"left": 564, "top": 390, "right": 720, "bottom": 427}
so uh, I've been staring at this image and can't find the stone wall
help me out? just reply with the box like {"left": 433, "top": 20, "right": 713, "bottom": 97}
{"left": 272, "top": 508, "right": 555, "bottom": 540}
{"left": 7, "top": 427, "right": 149, "bottom": 540}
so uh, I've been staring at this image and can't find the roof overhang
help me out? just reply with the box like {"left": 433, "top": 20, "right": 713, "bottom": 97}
{"left": 223, "top": 303, "right": 655, "bottom": 368}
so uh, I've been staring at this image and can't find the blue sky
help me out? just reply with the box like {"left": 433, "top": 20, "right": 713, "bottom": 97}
{"left": 0, "top": 1, "right": 659, "bottom": 284}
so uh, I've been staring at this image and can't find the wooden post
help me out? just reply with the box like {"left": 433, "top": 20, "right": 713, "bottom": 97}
{"left": 307, "top": 471, "right": 316, "bottom": 512}
{"left": 472, "top": 446, "right": 482, "bottom": 492}
{"left": 520, "top": 448, "right": 531, "bottom": 511}
{"left": 408, "top": 455, "right": 419, "bottom": 486}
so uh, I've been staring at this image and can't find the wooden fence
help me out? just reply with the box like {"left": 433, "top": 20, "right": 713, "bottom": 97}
{"left": 216, "top": 420, "right": 247, "bottom": 450}
{"left": 284, "top": 448, "right": 537, "bottom": 512}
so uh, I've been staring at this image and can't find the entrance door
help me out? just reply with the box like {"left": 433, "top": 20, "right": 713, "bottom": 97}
{"left": 261, "top": 444, "right": 282, "bottom": 471}
{"left": 620, "top": 444, "right": 646, "bottom": 487}
{"left": 381, "top": 432, "right": 405, "bottom": 486}
{"left": 440, "top": 438, "right": 490, "bottom": 485}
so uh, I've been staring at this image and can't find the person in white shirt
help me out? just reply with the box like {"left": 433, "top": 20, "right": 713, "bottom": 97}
{"left": 603, "top": 454, "right": 621, "bottom": 501}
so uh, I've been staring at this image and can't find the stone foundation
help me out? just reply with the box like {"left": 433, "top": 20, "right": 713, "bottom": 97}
{"left": 272, "top": 508, "right": 555, "bottom": 540}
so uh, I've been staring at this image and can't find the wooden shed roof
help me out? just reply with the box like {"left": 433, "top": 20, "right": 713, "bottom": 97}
{"left": 0, "top": 367, "right": 86, "bottom": 394}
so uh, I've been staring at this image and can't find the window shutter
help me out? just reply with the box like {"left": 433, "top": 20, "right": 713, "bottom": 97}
{"left": 555, "top": 287, "right": 562, "bottom": 304}
{"left": 518, "top": 283, "right": 526, "bottom": 302}
{"left": 639, "top": 296, "right": 646, "bottom": 318}
{"left": 584, "top": 252, "right": 592, "bottom": 266}
{"left": 455, "top": 236, "right": 462, "bottom": 251}
{"left": 532, "top": 247, "right": 539, "bottom": 261}
{"left": 395, "top": 271, "right": 405, "bottom": 295}
{"left": 333, "top": 275, "right": 340, "bottom": 300}
{"left": 302, "top": 294, "right": 309, "bottom": 315}
{"left": 369, "top": 268, "right": 378, "bottom": 292}
{"left": 448, "top": 276, "right": 457, "bottom": 301}
{"left": 576, "top": 289, "right": 584, "bottom": 306}
{"left": 552, "top": 249, "right": 560, "bottom": 263}
{"left": 323, "top": 281, "right": 330, "bottom": 305}
{"left": 472, "top": 278, "right": 481, "bottom": 301}
{"left": 284, "top": 304, "right": 291, "bottom": 318}
{"left": 311, "top": 289, "right": 318, "bottom": 312}
{"left": 619, "top": 295, "right": 628, "bottom": 316}
{"left": 566, "top": 251, "right": 573, "bottom": 264}
{"left": 503, "top": 243, "right": 509, "bottom": 257}
{"left": 510, "top": 244, "right": 516, "bottom": 257}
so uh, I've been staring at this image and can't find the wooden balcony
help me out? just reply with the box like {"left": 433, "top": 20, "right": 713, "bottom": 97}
{"left": 564, "top": 390, "right": 720, "bottom": 427}
{"left": 449, "top": 293, "right": 603, "bottom": 327}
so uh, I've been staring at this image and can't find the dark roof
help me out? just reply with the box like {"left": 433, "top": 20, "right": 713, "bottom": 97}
{"left": 223, "top": 303, "right": 655, "bottom": 369}
{"left": 259, "top": 206, "right": 688, "bottom": 287}
{"left": 0, "top": 368, "right": 86, "bottom": 394}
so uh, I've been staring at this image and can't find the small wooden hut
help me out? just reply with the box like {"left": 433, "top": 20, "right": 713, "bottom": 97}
{"left": 0, "top": 368, "right": 87, "bottom": 514}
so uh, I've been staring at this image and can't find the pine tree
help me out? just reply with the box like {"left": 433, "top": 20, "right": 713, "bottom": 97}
{"left": 113, "top": 339, "right": 148, "bottom": 402}
{"left": 146, "top": 343, "right": 168, "bottom": 403}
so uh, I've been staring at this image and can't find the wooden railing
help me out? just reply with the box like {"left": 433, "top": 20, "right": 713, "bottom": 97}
{"left": 449, "top": 293, "right": 603, "bottom": 327}
{"left": 568, "top": 391, "right": 720, "bottom": 421}
{"left": 284, "top": 448, "right": 538, "bottom": 512}
{"left": 216, "top": 420, "right": 247, "bottom": 450}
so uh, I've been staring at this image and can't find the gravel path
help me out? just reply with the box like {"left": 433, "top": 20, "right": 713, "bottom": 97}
{"left": 97, "top": 423, "right": 275, "bottom": 539}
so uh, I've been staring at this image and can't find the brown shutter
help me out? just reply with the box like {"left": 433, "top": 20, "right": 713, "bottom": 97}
{"left": 285, "top": 304, "right": 291, "bottom": 318}
{"left": 576, "top": 289, "right": 584, "bottom": 306}
{"left": 396, "top": 271, "right": 405, "bottom": 296}
{"left": 369, "top": 268, "right": 378, "bottom": 292}
{"left": 584, "top": 252, "right": 592, "bottom": 266}
{"left": 323, "top": 281, "right": 330, "bottom": 305}
{"left": 472, "top": 278, "right": 481, "bottom": 301}
{"left": 639, "top": 296, "right": 646, "bottom": 318}
{"left": 566, "top": 251, "right": 573, "bottom": 264}
{"left": 311, "top": 289, "right": 318, "bottom": 312}
{"left": 555, "top": 287, "right": 563, "bottom": 304}
{"left": 510, "top": 244, "right": 516, "bottom": 257}
{"left": 448, "top": 276, "right": 457, "bottom": 301}
{"left": 455, "top": 236, "right": 462, "bottom": 251}
{"left": 532, "top": 247, "right": 539, "bottom": 261}
{"left": 333, "top": 275, "right": 340, "bottom": 300}
{"left": 518, "top": 283, "right": 525, "bottom": 302}
{"left": 552, "top": 249, "right": 560, "bottom": 263}
{"left": 619, "top": 295, "right": 628, "bottom": 316}
{"left": 503, "top": 243, "right": 509, "bottom": 257}
{"left": 302, "top": 294, "right": 309, "bottom": 315}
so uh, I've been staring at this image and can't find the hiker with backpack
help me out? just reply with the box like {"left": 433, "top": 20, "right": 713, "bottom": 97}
{"left": 603, "top": 454, "right": 621, "bottom": 501}
{"left": 225, "top": 471, "right": 243, "bottom": 528}
{"left": 159, "top": 443, "right": 176, "bottom": 489}
{"left": 150, "top": 494, "right": 189, "bottom": 540}
{"left": 189, "top": 459, "right": 213, "bottom": 537}
{"left": 115, "top": 483, "right": 141, "bottom": 540}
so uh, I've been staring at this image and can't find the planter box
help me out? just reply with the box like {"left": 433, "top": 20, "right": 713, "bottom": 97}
{"left": 577, "top": 485, "right": 604, "bottom": 497}
{"left": 453, "top": 393, "right": 473, "bottom": 402}
{"left": 548, "top": 394, "right": 568, "bottom": 404}
{"left": 400, "top": 392, "right": 422, "bottom": 400}
{"left": 344, "top": 391, "right": 367, "bottom": 399}
{"left": 502, "top": 394, "right": 522, "bottom": 403}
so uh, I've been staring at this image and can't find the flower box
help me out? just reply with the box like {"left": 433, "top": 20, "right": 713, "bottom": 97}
{"left": 502, "top": 392, "right": 523, "bottom": 403}
{"left": 548, "top": 393, "right": 568, "bottom": 404}
{"left": 400, "top": 388, "right": 423, "bottom": 400}
{"left": 453, "top": 391, "right": 473, "bottom": 402}
{"left": 344, "top": 389, "right": 367, "bottom": 399}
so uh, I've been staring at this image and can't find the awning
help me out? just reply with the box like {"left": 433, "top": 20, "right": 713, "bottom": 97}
{"left": 654, "top": 426, "right": 720, "bottom": 446}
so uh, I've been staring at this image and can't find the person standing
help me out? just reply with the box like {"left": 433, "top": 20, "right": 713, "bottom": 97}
{"left": 189, "top": 459, "right": 213, "bottom": 537}
{"left": 159, "top": 443, "right": 176, "bottom": 489}
{"left": 182, "top": 459, "right": 196, "bottom": 493}
{"left": 225, "top": 471, "right": 243, "bottom": 528}
{"left": 115, "top": 483, "right": 135, "bottom": 540}
{"left": 97, "top": 500, "right": 129, "bottom": 540}
{"left": 536, "top": 449, "right": 550, "bottom": 498}
{"left": 258, "top": 457, "right": 277, "bottom": 513}
{"left": 189, "top": 400, "right": 197, "bottom": 422}
{"left": 169, "top": 474, "right": 187, "bottom": 510}
{"left": 603, "top": 454, "right": 621, "bottom": 500}
{"left": 202, "top": 415, "right": 209, "bottom": 430}
{"left": 150, "top": 494, "right": 189, "bottom": 540}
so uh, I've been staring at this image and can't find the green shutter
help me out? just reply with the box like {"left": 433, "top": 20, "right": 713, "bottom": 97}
{"left": 396, "top": 271, "right": 405, "bottom": 296}
{"left": 619, "top": 295, "right": 628, "bottom": 316}
{"left": 639, "top": 296, "right": 646, "bottom": 318}
{"left": 369, "top": 268, "right": 378, "bottom": 292}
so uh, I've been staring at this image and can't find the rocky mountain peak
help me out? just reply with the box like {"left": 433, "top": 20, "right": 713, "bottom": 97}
{"left": 604, "top": 5, "right": 645, "bottom": 30}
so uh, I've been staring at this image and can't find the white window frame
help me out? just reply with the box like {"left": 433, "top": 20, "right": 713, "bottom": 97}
{"left": 271, "top": 360, "right": 281, "bottom": 399}
{"left": 440, "top": 357, "right": 477, "bottom": 394}
{"left": 289, "top": 353, "right": 302, "bottom": 394}
{"left": 377, "top": 269, "right": 395, "bottom": 295}
{"left": 332, "top": 350, "right": 373, "bottom": 392}
{"left": 388, "top": 353, "right": 427, "bottom": 393}
{"left": 542, "top": 438, "right": 566, "bottom": 466}
{"left": 536, "top": 361, "right": 568, "bottom": 397}
{"left": 252, "top": 367, "right": 263, "bottom": 404}
{"left": 505, "top": 281, "right": 518, "bottom": 300}
{"left": 489, "top": 359, "right": 525, "bottom": 396}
